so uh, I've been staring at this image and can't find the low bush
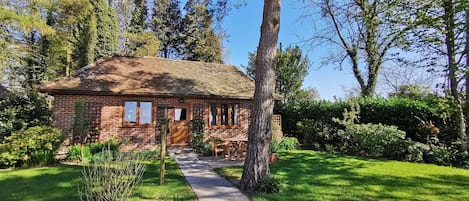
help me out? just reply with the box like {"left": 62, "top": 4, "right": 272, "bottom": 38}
{"left": 67, "top": 145, "right": 91, "bottom": 161}
{"left": 279, "top": 137, "right": 300, "bottom": 151}
{"left": 89, "top": 141, "right": 120, "bottom": 155}
{"left": 191, "top": 131, "right": 211, "bottom": 155}
{"left": 80, "top": 150, "right": 146, "bottom": 201}
{"left": 338, "top": 123, "right": 406, "bottom": 158}
{"left": 0, "top": 126, "right": 63, "bottom": 167}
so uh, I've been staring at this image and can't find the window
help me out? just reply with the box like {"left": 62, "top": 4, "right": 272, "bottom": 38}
{"left": 174, "top": 108, "right": 187, "bottom": 121}
{"left": 123, "top": 101, "right": 153, "bottom": 126}
{"left": 231, "top": 104, "right": 239, "bottom": 125}
{"left": 210, "top": 104, "right": 218, "bottom": 126}
{"left": 221, "top": 104, "right": 228, "bottom": 125}
{"left": 209, "top": 103, "right": 240, "bottom": 128}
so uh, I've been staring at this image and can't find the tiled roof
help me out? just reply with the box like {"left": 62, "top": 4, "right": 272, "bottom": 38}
{"left": 37, "top": 56, "right": 256, "bottom": 99}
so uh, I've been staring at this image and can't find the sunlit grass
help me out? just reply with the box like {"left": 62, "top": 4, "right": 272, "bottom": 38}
{"left": 0, "top": 158, "right": 196, "bottom": 201}
{"left": 215, "top": 150, "right": 469, "bottom": 201}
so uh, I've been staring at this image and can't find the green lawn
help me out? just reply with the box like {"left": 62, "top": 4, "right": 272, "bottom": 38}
{"left": 215, "top": 150, "right": 469, "bottom": 201}
{"left": 0, "top": 158, "right": 196, "bottom": 201}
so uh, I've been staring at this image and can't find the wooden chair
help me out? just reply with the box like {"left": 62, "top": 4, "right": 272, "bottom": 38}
{"left": 210, "top": 136, "right": 231, "bottom": 161}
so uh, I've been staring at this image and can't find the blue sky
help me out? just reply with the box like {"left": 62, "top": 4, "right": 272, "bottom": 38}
{"left": 222, "top": 1, "right": 357, "bottom": 100}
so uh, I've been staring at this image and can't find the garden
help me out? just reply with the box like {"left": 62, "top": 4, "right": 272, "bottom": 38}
{"left": 216, "top": 150, "right": 469, "bottom": 201}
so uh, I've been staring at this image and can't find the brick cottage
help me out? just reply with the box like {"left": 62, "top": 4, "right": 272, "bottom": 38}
{"left": 37, "top": 56, "right": 257, "bottom": 151}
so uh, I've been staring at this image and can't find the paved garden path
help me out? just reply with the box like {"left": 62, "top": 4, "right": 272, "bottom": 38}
{"left": 173, "top": 151, "right": 249, "bottom": 201}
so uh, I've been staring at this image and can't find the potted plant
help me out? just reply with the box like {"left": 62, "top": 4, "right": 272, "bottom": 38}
{"left": 269, "top": 140, "right": 280, "bottom": 163}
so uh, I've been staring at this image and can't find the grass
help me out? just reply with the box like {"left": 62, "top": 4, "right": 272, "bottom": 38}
{"left": 0, "top": 158, "right": 196, "bottom": 201}
{"left": 215, "top": 150, "right": 469, "bottom": 201}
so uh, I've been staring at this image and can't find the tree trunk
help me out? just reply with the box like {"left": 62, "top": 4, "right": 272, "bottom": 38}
{"left": 465, "top": 0, "right": 469, "bottom": 150}
{"left": 444, "top": 0, "right": 467, "bottom": 151}
{"left": 240, "top": 0, "right": 280, "bottom": 191}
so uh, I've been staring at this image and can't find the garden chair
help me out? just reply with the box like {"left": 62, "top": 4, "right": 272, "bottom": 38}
{"left": 210, "top": 136, "right": 231, "bottom": 161}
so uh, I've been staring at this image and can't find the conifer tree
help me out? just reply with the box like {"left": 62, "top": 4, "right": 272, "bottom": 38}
{"left": 151, "top": 0, "right": 183, "bottom": 58}
{"left": 91, "top": 0, "right": 118, "bottom": 59}
{"left": 181, "top": 0, "right": 222, "bottom": 63}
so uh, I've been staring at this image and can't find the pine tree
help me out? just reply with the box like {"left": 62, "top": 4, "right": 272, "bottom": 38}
{"left": 91, "top": 0, "right": 118, "bottom": 59}
{"left": 151, "top": 0, "right": 183, "bottom": 58}
{"left": 180, "top": 0, "right": 222, "bottom": 63}
{"left": 124, "top": 0, "right": 160, "bottom": 56}
{"left": 74, "top": 6, "right": 97, "bottom": 69}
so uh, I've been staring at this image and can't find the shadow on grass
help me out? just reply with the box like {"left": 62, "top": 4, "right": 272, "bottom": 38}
{"left": 0, "top": 165, "right": 82, "bottom": 201}
{"left": 0, "top": 159, "right": 197, "bottom": 201}
{"left": 218, "top": 151, "right": 469, "bottom": 201}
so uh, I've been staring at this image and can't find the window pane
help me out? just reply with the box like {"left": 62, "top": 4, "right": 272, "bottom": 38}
{"left": 180, "top": 108, "right": 187, "bottom": 120}
{"left": 174, "top": 108, "right": 187, "bottom": 121}
{"left": 210, "top": 104, "right": 217, "bottom": 126}
{"left": 231, "top": 104, "right": 239, "bottom": 125}
{"left": 221, "top": 104, "right": 228, "bottom": 125}
{"left": 124, "top": 101, "right": 137, "bottom": 124}
{"left": 140, "top": 102, "right": 152, "bottom": 124}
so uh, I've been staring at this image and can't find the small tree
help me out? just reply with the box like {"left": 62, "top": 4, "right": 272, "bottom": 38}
{"left": 72, "top": 101, "right": 90, "bottom": 162}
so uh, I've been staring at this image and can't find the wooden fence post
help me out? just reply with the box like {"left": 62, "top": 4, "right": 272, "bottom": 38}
{"left": 160, "top": 118, "right": 168, "bottom": 185}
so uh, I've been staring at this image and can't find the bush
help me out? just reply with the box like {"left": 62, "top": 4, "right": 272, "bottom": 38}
{"left": 89, "top": 141, "right": 120, "bottom": 155}
{"left": 80, "top": 150, "right": 145, "bottom": 201}
{"left": 67, "top": 145, "right": 91, "bottom": 161}
{"left": 279, "top": 137, "right": 300, "bottom": 150}
{"left": 0, "top": 126, "right": 63, "bottom": 167}
{"left": 191, "top": 131, "right": 211, "bottom": 155}
{"left": 275, "top": 96, "right": 458, "bottom": 145}
{"left": 255, "top": 176, "right": 281, "bottom": 194}
{"left": 0, "top": 91, "right": 51, "bottom": 142}
{"left": 337, "top": 123, "right": 406, "bottom": 158}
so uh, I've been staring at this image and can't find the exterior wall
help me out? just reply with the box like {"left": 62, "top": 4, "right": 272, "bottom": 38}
{"left": 52, "top": 95, "right": 251, "bottom": 151}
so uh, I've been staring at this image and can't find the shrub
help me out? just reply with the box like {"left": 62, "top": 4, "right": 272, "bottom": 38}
{"left": 275, "top": 96, "right": 458, "bottom": 145}
{"left": 89, "top": 141, "right": 120, "bottom": 155}
{"left": 67, "top": 145, "right": 92, "bottom": 161}
{"left": 0, "top": 126, "right": 63, "bottom": 167}
{"left": 255, "top": 176, "right": 281, "bottom": 194}
{"left": 338, "top": 123, "right": 406, "bottom": 158}
{"left": 0, "top": 91, "right": 51, "bottom": 142}
{"left": 80, "top": 150, "right": 145, "bottom": 201}
{"left": 191, "top": 131, "right": 211, "bottom": 155}
{"left": 279, "top": 137, "right": 300, "bottom": 150}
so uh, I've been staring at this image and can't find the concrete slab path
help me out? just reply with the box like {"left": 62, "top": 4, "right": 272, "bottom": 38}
{"left": 174, "top": 153, "right": 249, "bottom": 201}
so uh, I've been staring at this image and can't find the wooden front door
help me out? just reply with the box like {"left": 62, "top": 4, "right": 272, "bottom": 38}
{"left": 170, "top": 107, "right": 191, "bottom": 144}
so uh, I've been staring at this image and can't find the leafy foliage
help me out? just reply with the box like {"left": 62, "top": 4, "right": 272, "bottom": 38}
{"left": 79, "top": 150, "right": 145, "bottom": 201}
{"left": 245, "top": 45, "right": 311, "bottom": 103}
{"left": 277, "top": 96, "right": 458, "bottom": 144}
{"left": 0, "top": 126, "right": 63, "bottom": 167}
{"left": 91, "top": 0, "right": 118, "bottom": 59}
{"left": 180, "top": 0, "right": 222, "bottom": 63}
{"left": 151, "top": 0, "right": 183, "bottom": 58}
{"left": 0, "top": 91, "right": 51, "bottom": 141}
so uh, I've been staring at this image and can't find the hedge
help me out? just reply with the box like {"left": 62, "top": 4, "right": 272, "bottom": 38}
{"left": 275, "top": 96, "right": 459, "bottom": 144}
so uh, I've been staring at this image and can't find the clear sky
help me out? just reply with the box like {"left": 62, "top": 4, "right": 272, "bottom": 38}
{"left": 222, "top": 1, "right": 357, "bottom": 100}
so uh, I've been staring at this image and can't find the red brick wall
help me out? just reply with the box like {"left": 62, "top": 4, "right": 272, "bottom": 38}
{"left": 52, "top": 95, "right": 251, "bottom": 151}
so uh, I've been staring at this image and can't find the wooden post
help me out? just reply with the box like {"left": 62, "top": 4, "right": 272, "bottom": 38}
{"left": 160, "top": 118, "right": 168, "bottom": 185}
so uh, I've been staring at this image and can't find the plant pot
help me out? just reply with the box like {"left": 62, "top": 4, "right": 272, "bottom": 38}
{"left": 269, "top": 153, "right": 278, "bottom": 163}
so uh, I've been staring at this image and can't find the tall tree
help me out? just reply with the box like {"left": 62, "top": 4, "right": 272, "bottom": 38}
{"left": 240, "top": 0, "right": 280, "bottom": 191}
{"left": 124, "top": 0, "right": 160, "bottom": 56}
{"left": 306, "top": 0, "right": 414, "bottom": 96}
{"left": 0, "top": 0, "right": 55, "bottom": 89}
{"left": 73, "top": 3, "right": 97, "bottom": 69}
{"left": 151, "top": 0, "right": 183, "bottom": 58}
{"left": 181, "top": 0, "right": 222, "bottom": 63}
{"left": 91, "top": 0, "right": 118, "bottom": 59}
{"left": 245, "top": 45, "right": 310, "bottom": 103}
{"left": 409, "top": 0, "right": 468, "bottom": 150}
